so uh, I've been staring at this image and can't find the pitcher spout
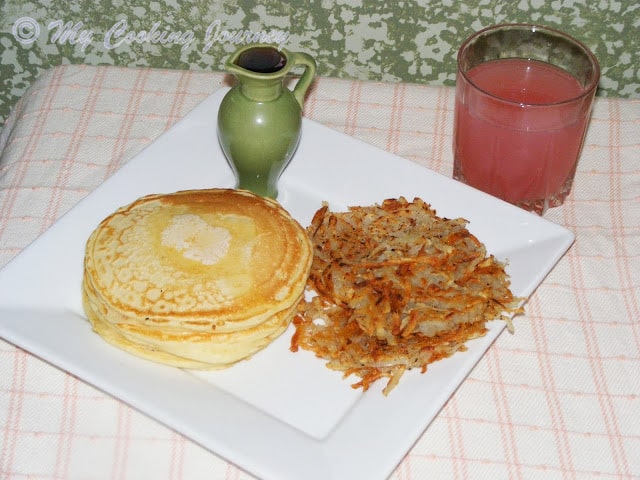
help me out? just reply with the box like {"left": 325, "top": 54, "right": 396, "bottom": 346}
{"left": 225, "top": 45, "right": 289, "bottom": 102}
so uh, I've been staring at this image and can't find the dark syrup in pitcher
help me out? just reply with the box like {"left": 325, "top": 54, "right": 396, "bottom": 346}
{"left": 235, "top": 46, "right": 286, "bottom": 73}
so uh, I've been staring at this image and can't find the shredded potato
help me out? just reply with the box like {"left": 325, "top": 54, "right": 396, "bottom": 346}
{"left": 291, "top": 197, "right": 523, "bottom": 395}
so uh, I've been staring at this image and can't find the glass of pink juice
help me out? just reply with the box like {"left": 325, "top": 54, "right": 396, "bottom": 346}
{"left": 453, "top": 24, "right": 600, "bottom": 215}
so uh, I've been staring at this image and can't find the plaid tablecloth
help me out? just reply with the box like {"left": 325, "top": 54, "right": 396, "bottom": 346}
{"left": 1, "top": 65, "right": 639, "bottom": 479}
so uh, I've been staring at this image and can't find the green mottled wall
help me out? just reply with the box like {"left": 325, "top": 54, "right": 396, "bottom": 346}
{"left": 1, "top": 1, "right": 639, "bottom": 129}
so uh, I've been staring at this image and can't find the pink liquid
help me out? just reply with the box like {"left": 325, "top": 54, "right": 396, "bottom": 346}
{"left": 453, "top": 58, "right": 593, "bottom": 212}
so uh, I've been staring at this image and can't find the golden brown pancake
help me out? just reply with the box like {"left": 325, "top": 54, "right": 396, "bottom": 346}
{"left": 83, "top": 188, "right": 312, "bottom": 368}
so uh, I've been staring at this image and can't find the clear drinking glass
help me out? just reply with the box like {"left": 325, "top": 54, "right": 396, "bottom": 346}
{"left": 452, "top": 24, "right": 600, "bottom": 215}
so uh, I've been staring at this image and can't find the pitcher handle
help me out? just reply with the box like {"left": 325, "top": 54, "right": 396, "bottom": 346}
{"left": 289, "top": 52, "right": 317, "bottom": 108}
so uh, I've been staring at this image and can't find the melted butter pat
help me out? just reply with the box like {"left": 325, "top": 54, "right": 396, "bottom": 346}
{"left": 161, "top": 214, "right": 231, "bottom": 265}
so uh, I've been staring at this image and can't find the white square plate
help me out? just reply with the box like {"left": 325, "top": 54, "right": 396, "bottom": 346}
{"left": 0, "top": 88, "right": 573, "bottom": 480}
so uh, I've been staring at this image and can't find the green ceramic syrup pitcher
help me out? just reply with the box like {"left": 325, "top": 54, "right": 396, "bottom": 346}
{"left": 217, "top": 44, "right": 317, "bottom": 198}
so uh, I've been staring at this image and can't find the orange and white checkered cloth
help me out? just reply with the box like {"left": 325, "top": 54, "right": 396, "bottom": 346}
{"left": 1, "top": 65, "right": 639, "bottom": 479}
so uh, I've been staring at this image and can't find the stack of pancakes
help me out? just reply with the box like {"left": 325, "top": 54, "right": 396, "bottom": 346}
{"left": 82, "top": 188, "right": 313, "bottom": 369}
